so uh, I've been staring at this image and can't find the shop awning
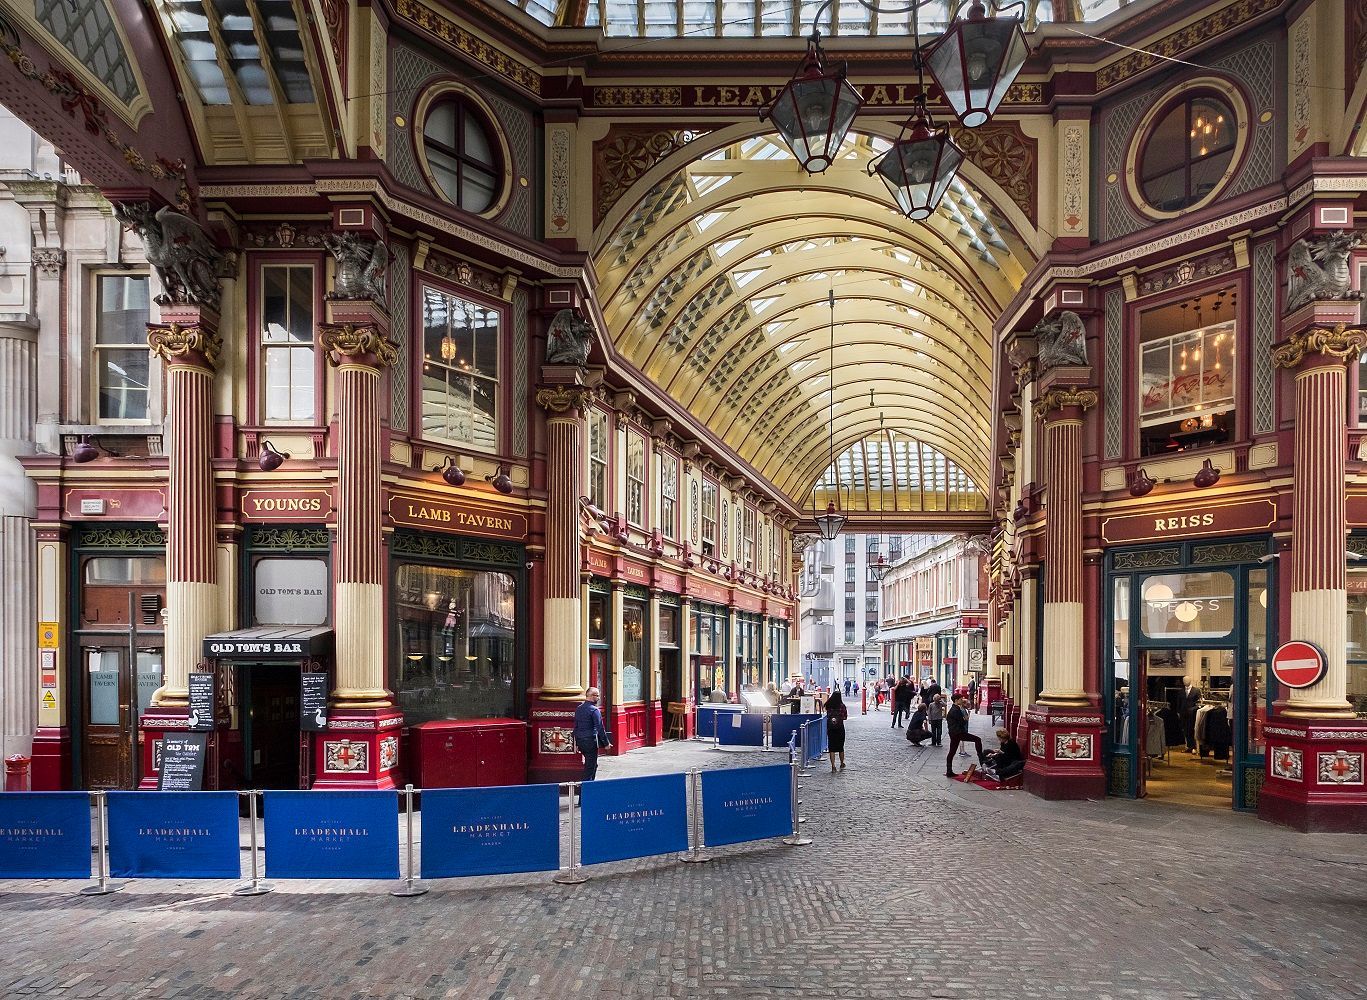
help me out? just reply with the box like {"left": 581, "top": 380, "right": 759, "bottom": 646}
{"left": 203, "top": 626, "right": 333, "bottom": 659}
{"left": 878, "top": 616, "right": 965, "bottom": 643}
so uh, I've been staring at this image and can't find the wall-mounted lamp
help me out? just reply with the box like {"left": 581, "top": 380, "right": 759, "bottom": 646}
{"left": 258, "top": 440, "right": 289, "bottom": 472}
{"left": 440, "top": 456, "right": 466, "bottom": 487}
{"left": 1193, "top": 459, "right": 1221, "bottom": 489}
{"left": 72, "top": 436, "right": 99, "bottom": 463}
{"left": 1127, "top": 467, "right": 1155, "bottom": 498}
{"left": 487, "top": 464, "right": 514, "bottom": 495}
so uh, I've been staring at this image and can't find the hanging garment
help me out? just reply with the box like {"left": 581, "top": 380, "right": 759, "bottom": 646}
{"left": 1158, "top": 705, "right": 1183, "bottom": 746}
{"left": 1145, "top": 713, "right": 1166, "bottom": 758}
{"left": 1204, "top": 706, "right": 1232, "bottom": 760}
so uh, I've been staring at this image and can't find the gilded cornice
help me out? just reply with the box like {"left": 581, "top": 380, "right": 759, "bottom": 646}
{"left": 1034, "top": 386, "right": 1098, "bottom": 419}
{"left": 319, "top": 323, "right": 399, "bottom": 369}
{"left": 147, "top": 322, "right": 221, "bottom": 371}
{"left": 534, "top": 385, "right": 595, "bottom": 415}
{"left": 1271, "top": 324, "right": 1367, "bottom": 370}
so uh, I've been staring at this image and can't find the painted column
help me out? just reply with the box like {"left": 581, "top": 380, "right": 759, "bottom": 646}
{"left": 0, "top": 317, "right": 37, "bottom": 761}
{"left": 1015, "top": 570, "right": 1039, "bottom": 746}
{"left": 147, "top": 312, "right": 222, "bottom": 705}
{"left": 1024, "top": 384, "right": 1105, "bottom": 800}
{"left": 1261, "top": 324, "right": 1367, "bottom": 832}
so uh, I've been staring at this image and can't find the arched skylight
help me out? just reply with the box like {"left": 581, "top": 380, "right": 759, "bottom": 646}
{"left": 810, "top": 430, "right": 985, "bottom": 513}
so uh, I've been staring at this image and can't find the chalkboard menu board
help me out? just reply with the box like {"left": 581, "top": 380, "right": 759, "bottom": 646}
{"left": 300, "top": 672, "right": 329, "bottom": 731}
{"left": 187, "top": 673, "right": 215, "bottom": 732}
{"left": 157, "top": 733, "right": 208, "bottom": 791}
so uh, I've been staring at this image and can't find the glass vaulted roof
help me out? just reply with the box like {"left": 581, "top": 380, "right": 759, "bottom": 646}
{"left": 502, "top": 0, "right": 1143, "bottom": 36}
{"left": 811, "top": 431, "right": 986, "bottom": 513}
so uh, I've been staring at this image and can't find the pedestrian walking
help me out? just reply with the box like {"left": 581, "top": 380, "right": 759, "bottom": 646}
{"left": 574, "top": 686, "right": 611, "bottom": 781}
{"left": 892, "top": 677, "right": 913, "bottom": 728}
{"left": 927, "top": 691, "right": 946, "bottom": 746}
{"left": 825, "top": 689, "right": 848, "bottom": 772}
{"left": 945, "top": 694, "right": 985, "bottom": 778}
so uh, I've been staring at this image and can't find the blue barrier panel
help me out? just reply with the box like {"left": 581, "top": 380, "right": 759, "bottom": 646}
{"left": 263, "top": 791, "right": 399, "bottom": 879}
{"left": 419, "top": 784, "right": 560, "bottom": 879}
{"left": 716, "top": 712, "right": 765, "bottom": 746}
{"left": 771, "top": 713, "right": 822, "bottom": 747}
{"left": 0, "top": 792, "right": 91, "bottom": 879}
{"left": 699, "top": 764, "right": 792, "bottom": 848}
{"left": 696, "top": 705, "right": 741, "bottom": 739}
{"left": 579, "top": 772, "right": 689, "bottom": 865}
{"left": 107, "top": 791, "right": 241, "bottom": 879}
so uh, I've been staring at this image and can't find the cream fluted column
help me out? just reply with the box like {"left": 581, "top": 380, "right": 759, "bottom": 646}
{"left": 534, "top": 385, "right": 594, "bottom": 697}
{"left": 147, "top": 315, "right": 221, "bottom": 704}
{"left": 1273, "top": 325, "right": 1367, "bottom": 716}
{"left": 0, "top": 316, "right": 37, "bottom": 757}
{"left": 1036, "top": 386, "right": 1097, "bottom": 707}
{"left": 319, "top": 322, "right": 397, "bottom": 704}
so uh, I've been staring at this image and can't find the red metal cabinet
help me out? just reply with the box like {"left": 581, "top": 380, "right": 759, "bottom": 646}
{"left": 412, "top": 718, "right": 528, "bottom": 788}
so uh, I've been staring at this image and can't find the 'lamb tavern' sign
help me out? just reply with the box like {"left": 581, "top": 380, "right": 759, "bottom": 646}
{"left": 387, "top": 494, "right": 528, "bottom": 540}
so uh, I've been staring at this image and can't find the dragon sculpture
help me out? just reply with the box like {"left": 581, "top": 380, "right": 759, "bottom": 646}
{"left": 323, "top": 232, "right": 389, "bottom": 302}
{"left": 113, "top": 202, "right": 226, "bottom": 309}
{"left": 545, "top": 308, "right": 595, "bottom": 366}
{"left": 1034, "top": 309, "right": 1088, "bottom": 370}
{"left": 1286, "top": 230, "right": 1360, "bottom": 312}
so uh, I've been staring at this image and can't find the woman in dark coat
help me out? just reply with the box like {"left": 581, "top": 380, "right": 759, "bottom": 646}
{"left": 825, "top": 689, "right": 848, "bottom": 772}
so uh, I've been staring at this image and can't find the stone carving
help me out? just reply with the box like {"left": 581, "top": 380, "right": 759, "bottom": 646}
{"left": 1034, "top": 311, "right": 1087, "bottom": 370}
{"left": 318, "top": 322, "right": 399, "bottom": 369}
{"left": 147, "top": 321, "right": 223, "bottom": 371}
{"left": 1035, "top": 386, "right": 1099, "bottom": 419}
{"left": 1285, "top": 231, "right": 1360, "bottom": 311}
{"left": 534, "top": 385, "right": 594, "bottom": 414}
{"left": 545, "top": 308, "right": 594, "bottom": 366}
{"left": 324, "top": 232, "right": 388, "bottom": 302}
{"left": 31, "top": 247, "right": 63, "bottom": 274}
{"left": 113, "top": 202, "right": 226, "bottom": 308}
{"left": 1270, "top": 324, "right": 1367, "bottom": 369}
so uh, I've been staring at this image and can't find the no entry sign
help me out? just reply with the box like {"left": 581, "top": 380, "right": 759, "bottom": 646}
{"left": 1271, "top": 641, "right": 1327, "bottom": 689}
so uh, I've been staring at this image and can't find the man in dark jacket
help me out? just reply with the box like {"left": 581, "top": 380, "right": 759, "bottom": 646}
{"left": 574, "top": 687, "right": 611, "bottom": 781}
{"left": 891, "top": 677, "right": 913, "bottom": 728}
{"left": 945, "top": 694, "right": 985, "bottom": 778}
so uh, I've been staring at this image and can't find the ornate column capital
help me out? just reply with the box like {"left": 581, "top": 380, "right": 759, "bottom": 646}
{"left": 31, "top": 247, "right": 64, "bottom": 276}
{"left": 319, "top": 322, "right": 398, "bottom": 370}
{"left": 147, "top": 321, "right": 222, "bottom": 372}
{"left": 1271, "top": 324, "right": 1367, "bottom": 371}
{"left": 534, "top": 384, "right": 595, "bottom": 416}
{"left": 1033, "top": 386, "right": 1098, "bottom": 420}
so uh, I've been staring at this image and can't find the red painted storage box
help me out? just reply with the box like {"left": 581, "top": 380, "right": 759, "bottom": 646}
{"left": 412, "top": 718, "right": 528, "bottom": 789}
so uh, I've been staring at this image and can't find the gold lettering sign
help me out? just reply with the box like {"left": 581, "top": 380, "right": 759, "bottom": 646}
{"left": 388, "top": 495, "right": 528, "bottom": 540}
{"left": 241, "top": 489, "right": 332, "bottom": 521}
{"left": 1100, "top": 499, "right": 1276, "bottom": 545}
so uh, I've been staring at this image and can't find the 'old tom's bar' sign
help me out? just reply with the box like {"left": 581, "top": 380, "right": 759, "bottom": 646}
{"left": 387, "top": 494, "right": 528, "bottom": 540}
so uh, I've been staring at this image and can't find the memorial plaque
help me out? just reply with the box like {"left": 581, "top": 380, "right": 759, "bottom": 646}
{"left": 300, "top": 672, "right": 329, "bottom": 731}
{"left": 157, "top": 733, "right": 208, "bottom": 791}
{"left": 187, "top": 673, "right": 215, "bottom": 732}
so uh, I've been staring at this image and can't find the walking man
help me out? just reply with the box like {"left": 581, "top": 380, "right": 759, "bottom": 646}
{"left": 945, "top": 693, "right": 985, "bottom": 778}
{"left": 574, "top": 686, "right": 611, "bottom": 781}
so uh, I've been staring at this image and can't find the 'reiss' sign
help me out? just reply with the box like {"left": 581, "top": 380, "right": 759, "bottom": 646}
{"left": 387, "top": 493, "right": 528, "bottom": 540}
{"left": 1100, "top": 498, "right": 1277, "bottom": 545}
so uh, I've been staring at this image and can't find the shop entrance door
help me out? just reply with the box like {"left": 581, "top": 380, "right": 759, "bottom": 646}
{"left": 239, "top": 663, "right": 302, "bottom": 789}
{"left": 1132, "top": 647, "right": 1237, "bottom": 808}
{"left": 81, "top": 644, "right": 162, "bottom": 790}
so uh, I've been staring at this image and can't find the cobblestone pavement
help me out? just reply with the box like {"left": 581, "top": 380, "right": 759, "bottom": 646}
{"left": 3, "top": 709, "right": 1365, "bottom": 1000}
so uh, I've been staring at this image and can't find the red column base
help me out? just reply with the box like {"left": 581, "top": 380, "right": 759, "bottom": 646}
{"left": 610, "top": 705, "right": 647, "bottom": 754}
{"left": 1021, "top": 705, "right": 1106, "bottom": 800}
{"left": 30, "top": 727, "right": 70, "bottom": 790}
{"left": 1258, "top": 717, "right": 1367, "bottom": 832}
{"left": 311, "top": 708, "right": 403, "bottom": 791}
{"left": 977, "top": 679, "right": 1002, "bottom": 715}
{"left": 526, "top": 696, "right": 587, "bottom": 785}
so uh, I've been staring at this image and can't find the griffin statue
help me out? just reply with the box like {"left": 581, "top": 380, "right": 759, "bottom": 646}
{"left": 545, "top": 308, "right": 595, "bottom": 366}
{"left": 113, "top": 202, "right": 226, "bottom": 309}
{"left": 1286, "top": 230, "right": 1360, "bottom": 312}
{"left": 323, "top": 232, "right": 389, "bottom": 302}
{"left": 1034, "top": 310, "right": 1088, "bottom": 370}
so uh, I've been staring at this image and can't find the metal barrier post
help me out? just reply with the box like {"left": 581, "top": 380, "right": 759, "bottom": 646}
{"left": 798, "top": 721, "right": 814, "bottom": 776}
{"left": 679, "top": 769, "right": 711, "bottom": 864}
{"left": 781, "top": 762, "right": 812, "bottom": 847}
{"left": 390, "top": 785, "right": 429, "bottom": 897}
{"left": 232, "top": 790, "right": 274, "bottom": 896}
{"left": 79, "top": 791, "right": 125, "bottom": 896}
{"left": 553, "top": 782, "right": 588, "bottom": 885}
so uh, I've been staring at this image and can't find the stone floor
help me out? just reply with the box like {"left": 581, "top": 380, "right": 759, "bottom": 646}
{"left": 2, "top": 708, "right": 1365, "bottom": 1000}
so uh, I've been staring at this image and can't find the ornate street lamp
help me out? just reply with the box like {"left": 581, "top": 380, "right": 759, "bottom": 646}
{"left": 760, "top": 29, "right": 864, "bottom": 174}
{"left": 925, "top": 1, "right": 1030, "bottom": 128}
{"left": 868, "top": 101, "right": 964, "bottom": 221}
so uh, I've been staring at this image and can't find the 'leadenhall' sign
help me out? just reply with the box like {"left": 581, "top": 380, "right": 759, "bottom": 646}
{"left": 388, "top": 494, "right": 528, "bottom": 540}
{"left": 1100, "top": 498, "right": 1277, "bottom": 545}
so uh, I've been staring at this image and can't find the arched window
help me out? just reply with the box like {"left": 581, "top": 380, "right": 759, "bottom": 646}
{"left": 1138, "top": 94, "right": 1237, "bottom": 212}
{"left": 422, "top": 98, "right": 502, "bottom": 213}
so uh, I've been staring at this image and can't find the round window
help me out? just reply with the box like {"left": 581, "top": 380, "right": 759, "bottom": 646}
{"left": 422, "top": 98, "right": 502, "bottom": 214}
{"left": 1138, "top": 94, "right": 1237, "bottom": 213}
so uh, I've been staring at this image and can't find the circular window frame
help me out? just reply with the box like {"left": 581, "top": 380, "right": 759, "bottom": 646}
{"left": 413, "top": 82, "right": 514, "bottom": 220}
{"left": 1124, "top": 78, "right": 1251, "bottom": 221}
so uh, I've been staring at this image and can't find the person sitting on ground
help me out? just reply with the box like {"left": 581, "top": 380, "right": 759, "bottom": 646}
{"left": 981, "top": 728, "right": 1025, "bottom": 781}
{"left": 905, "top": 701, "right": 931, "bottom": 746}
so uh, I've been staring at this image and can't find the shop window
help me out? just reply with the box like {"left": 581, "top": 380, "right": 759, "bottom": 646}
{"left": 626, "top": 429, "right": 646, "bottom": 526}
{"left": 392, "top": 563, "right": 516, "bottom": 725}
{"left": 587, "top": 409, "right": 608, "bottom": 511}
{"left": 659, "top": 455, "right": 678, "bottom": 539}
{"left": 253, "top": 557, "right": 328, "bottom": 625}
{"left": 94, "top": 273, "right": 152, "bottom": 422}
{"left": 1138, "top": 571, "right": 1235, "bottom": 639}
{"left": 622, "top": 602, "right": 646, "bottom": 702}
{"left": 421, "top": 287, "right": 499, "bottom": 450}
{"left": 1247, "top": 568, "right": 1270, "bottom": 754}
{"left": 588, "top": 591, "right": 608, "bottom": 643}
{"left": 1111, "top": 575, "right": 1131, "bottom": 746}
{"left": 658, "top": 605, "right": 679, "bottom": 646}
{"left": 259, "top": 263, "right": 317, "bottom": 422}
{"left": 1138, "top": 288, "right": 1236, "bottom": 457}
{"left": 1138, "top": 94, "right": 1237, "bottom": 212}
{"left": 1346, "top": 567, "right": 1367, "bottom": 718}
{"left": 421, "top": 97, "right": 502, "bottom": 214}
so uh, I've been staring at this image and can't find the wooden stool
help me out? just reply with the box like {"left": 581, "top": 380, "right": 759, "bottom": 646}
{"left": 666, "top": 701, "right": 687, "bottom": 740}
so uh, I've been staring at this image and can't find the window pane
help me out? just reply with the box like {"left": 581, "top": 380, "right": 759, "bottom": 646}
{"left": 97, "top": 275, "right": 150, "bottom": 345}
{"left": 1138, "top": 572, "right": 1235, "bottom": 639}
{"left": 289, "top": 346, "right": 315, "bottom": 420}
{"left": 461, "top": 167, "right": 498, "bottom": 214}
{"left": 88, "top": 649, "right": 121, "bottom": 725}
{"left": 136, "top": 651, "right": 163, "bottom": 717}
{"left": 264, "top": 347, "right": 293, "bottom": 421}
{"left": 462, "top": 111, "right": 494, "bottom": 165}
{"left": 422, "top": 288, "right": 499, "bottom": 449}
{"left": 98, "top": 346, "right": 150, "bottom": 421}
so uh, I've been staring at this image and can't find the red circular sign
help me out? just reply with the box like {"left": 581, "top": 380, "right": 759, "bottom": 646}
{"left": 1271, "top": 641, "right": 1328, "bottom": 689}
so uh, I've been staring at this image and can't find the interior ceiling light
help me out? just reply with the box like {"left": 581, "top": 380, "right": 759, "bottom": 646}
{"left": 760, "top": 26, "right": 863, "bottom": 174}
{"left": 813, "top": 288, "right": 847, "bottom": 541}
{"left": 925, "top": 1, "right": 1030, "bottom": 128}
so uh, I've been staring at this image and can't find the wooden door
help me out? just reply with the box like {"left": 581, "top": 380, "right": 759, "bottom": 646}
{"left": 82, "top": 647, "right": 134, "bottom": 790}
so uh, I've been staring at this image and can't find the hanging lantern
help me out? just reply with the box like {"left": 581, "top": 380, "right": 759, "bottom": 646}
{"left": 760, "top": 31, "right": 864, "bottom": 174}
{"left": 868, "top": 106, "right": 964, "bottom": 220}
{"left": 868, "top": 554, "right": 892, "bottom": 582}
{"left": 925, "top": 1, "right": 1029, "bottom": 129}
{"left": 813, "top": 500, "right": 846, "bottom": 541}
